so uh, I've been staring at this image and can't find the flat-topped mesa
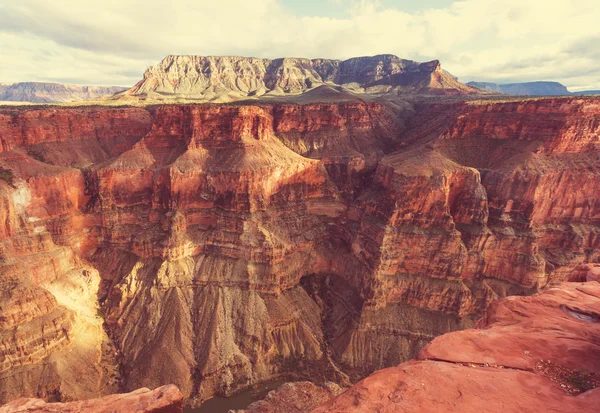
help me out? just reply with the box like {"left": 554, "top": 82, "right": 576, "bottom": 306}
{"left": 0, "top": 82, "right": 127, "bottom": 103}
{"left": 312, "top": 55, "right": 439, "bottom": 85}
{"left": 123, "top": 54, "right": 479, "bottom": 102}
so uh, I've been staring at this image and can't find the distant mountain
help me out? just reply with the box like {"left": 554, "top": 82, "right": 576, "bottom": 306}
{"left": 0, "top": 82, "right": 127, "bottom": 103}
{"left": 467, "top": 81, "right": 571, "bottom": 96}
{"left": 118, "top": 54, "right": 482, "bottom": 103}
{"left": 573, "top": 90, "right": 600, "bottom": 95}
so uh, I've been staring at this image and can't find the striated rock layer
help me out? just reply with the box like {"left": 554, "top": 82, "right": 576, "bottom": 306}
{"left": 0, "top": 96, "right": 599, "bottom": 407}
{"left": 313, "top": 281, "right": 600, "bottom": 412}
{"left": 121, "top": 54, "right": 481, "bottom": 102}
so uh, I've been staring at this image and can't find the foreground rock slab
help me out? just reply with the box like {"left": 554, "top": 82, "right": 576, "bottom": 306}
{"left": 0, "top": 385, "right": 183, "bottom": 413}
{"left": 313, "top": 282, "right": 600, "bottom": 412}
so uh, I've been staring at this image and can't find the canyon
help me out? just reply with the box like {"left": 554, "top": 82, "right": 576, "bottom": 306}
{"left": 0, "top": 89, "right": 599, "bottom": 411}
{"left": 312, "top": 280, "right": 600, "bottom": 412}
{"left": 3, "top": 279, "right": 598, "bottom": 412}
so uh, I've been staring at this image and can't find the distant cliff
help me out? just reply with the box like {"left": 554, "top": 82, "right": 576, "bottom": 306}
{"left": 468, "top": 81, "right": 573, "bottom": 96}
{"left": 121, "top": 54, "right": 481, "bottom": 102}
{"left": 0, "top": 82, "right": 126, "bottom": 103}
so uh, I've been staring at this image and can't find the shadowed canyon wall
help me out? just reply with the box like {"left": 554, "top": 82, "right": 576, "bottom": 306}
{"left": 0, "top": 97, "right": 599, "bottom": 406}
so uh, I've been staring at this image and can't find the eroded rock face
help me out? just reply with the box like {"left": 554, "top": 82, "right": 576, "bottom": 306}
{"left": 0, "top": 385, "right": 183, "bottom": 413}
{"left": 124, "top": 54, "right": 480, "bottom": 102}
{"left": 0, "top": 96, "right": 599, "bottom": 406}
{"left": 313, "top": 282, "right": 600, "bottom": 412}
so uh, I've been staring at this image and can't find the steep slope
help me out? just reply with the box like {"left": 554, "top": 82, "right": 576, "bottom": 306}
{"left": 0, "top": 96, "right": 598, "bottom": 408}
{"left": 0, "top": 82, "right": 126, "bottom": 103}
{"left": 314, "top": 281, "right": 600, "bottom": 412}
{"left": 121, "top": 55, "right": 480, "bottom": 103}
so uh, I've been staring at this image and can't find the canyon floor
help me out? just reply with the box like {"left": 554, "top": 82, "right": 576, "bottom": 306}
{"left": 3, "top": 280, "right": 598, "bottom": 412}
{"left": 0, "top": 90, "right": 599, "bottom": 411}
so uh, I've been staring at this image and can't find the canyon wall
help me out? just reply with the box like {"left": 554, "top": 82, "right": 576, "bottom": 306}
{"left": 0, "top": 96, "right": 599, "bottom": 406}
{"left": 313, "top": 281, "right": 600, "bottom": 412}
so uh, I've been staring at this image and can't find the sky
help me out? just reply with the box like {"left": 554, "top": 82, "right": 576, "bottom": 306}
{"left": 0, "top": 0, "right": 598, "bottom": 91}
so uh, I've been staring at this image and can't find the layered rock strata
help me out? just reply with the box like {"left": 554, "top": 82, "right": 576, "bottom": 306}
{"left": 122, "top": 54, "right": 481, "bottom": 102}
{"left": 313, "top": 281, "right": 600, "bottom": 412}
{"left": 0, "top": 96, "right": 598, "bottom": 407}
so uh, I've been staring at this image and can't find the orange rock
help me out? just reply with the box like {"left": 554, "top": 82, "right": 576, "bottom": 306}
{"left": 0, "top": 97, "right": 599, "bottom": 406}
{"left": 0, "top": 385, "right": 183, "bottom": 413}
{"left": 314, "top": 282, "right": 600, "bottom": 413}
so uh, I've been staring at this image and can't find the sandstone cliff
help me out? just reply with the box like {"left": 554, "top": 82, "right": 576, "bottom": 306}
{"left": 0, "top": 83, "right": 126, "bottom": 104}
{"left": 313, "top": 281, "right": 600, "bottom": 412}
{"left": 121, "top": 55, "right": 480, "bottom": 102}
{"left": 0, "top": 96, "right": 598, "bottom": 408}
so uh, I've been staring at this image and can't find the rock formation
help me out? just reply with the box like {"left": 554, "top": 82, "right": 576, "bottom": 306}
{"left": 239, "top": 382, "right": 344, "bottom": 413}
{"left": 313, "top": 281, "right": 600, "bottom": 412}
{"left": 121, "top": 55, "right": 481, "bottom": 102}
{"left": 0, "top": 385, "right": 183, "bottom": 413}
{"left": 0, "top": 82, "right": 126, "bottom": 103}
{"left": 467, "top": 81, "right": 572, "bottom": 96}
{"left": 0, "top": 95, "right": 599, "bottom": 408}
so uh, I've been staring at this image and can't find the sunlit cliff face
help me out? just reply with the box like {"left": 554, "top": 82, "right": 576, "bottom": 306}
{"left": 0, "top": 96, "right": 599, "bottom": 406}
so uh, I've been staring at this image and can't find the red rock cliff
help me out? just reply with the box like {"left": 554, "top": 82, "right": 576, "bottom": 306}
{"left": 313, "top": 281, "right": 600, "bottom": 413}
{"left": 0, "top": 96, "right": 598, "bottom": 407}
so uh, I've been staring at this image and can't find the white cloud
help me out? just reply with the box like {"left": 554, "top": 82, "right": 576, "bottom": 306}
{"left": 0, "top": 0, "right": 598, "bottom": 90}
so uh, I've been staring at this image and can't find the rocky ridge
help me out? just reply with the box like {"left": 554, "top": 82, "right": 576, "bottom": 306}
{"left": 121, "top": 54, "right": 481, "bottom": 102}
{"left": 0, "top": 95, "right": 598, "bottom": 408}
{"left": 0, "top": 83, "right": 126, "bottom": 103}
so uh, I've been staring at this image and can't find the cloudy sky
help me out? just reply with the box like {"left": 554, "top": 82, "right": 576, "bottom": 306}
{"left": 0, "top": 0, "right": 598, "bottom": 91}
